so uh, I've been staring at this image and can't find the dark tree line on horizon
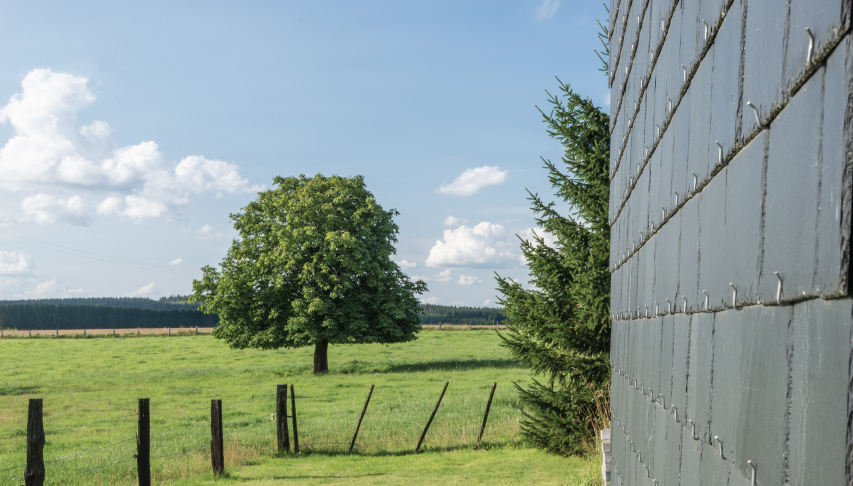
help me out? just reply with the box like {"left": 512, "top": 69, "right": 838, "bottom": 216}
{"left": 0, "top": 298, "right": 503, "bottom": 329}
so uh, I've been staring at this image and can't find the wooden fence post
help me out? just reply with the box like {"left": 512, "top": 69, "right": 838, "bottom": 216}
{"left": 415, "top": 381, "right": 449, "bottom": 452}
{"left": 349, "top": 384, "right": 374, "bottom": 452}
{"left": 25, "top": 398, "right": 45, "bottom": 486}
{"left": 137, "top": 399, "right": 150, "bottom": 486}
{"left": 290, "top": 384, "right": 299, "bottom": 453}
{"left": 276, "top": 385, "right": 290, "bottom": 453}
{"left": 210, "top": 400, "right": 224, "bottom": 476}
{"left": 477, "top": 383, "right": 497, "bottom": 447}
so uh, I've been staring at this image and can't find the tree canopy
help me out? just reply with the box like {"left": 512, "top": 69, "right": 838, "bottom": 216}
{"left": 191, "top": 174, "right": 427, "bottom": 374}
{"left": 495, "top": 79, "right": 610, "bottom": 455}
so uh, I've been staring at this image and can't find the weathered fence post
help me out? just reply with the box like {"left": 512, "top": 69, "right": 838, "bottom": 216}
{"left": 113, "top": 329, "right": 116, "bottom": 337}
{"left": 83, "top": 329, "right": 86, "bottom": 337}
{"left": 28, "top": 329, "right": 31, "bottom": 338}
{"left": 168, "top": 328, "right": 171, "bottom": 337}
{"left": 137, "top": 327, "right": 140, "bottom": 337}
{"left": 276, "top": 385, "right": 290, "bottom": 453}
{"left": 349, "top": 384, "right": 374, "bottom": 452}
{"left": 290, "top": 384, "right": 299, "bottom": 453}
{"left": 477, "top": 383, "right": 497, "bottom": 447}
{"left": 211, "top": 400, "right": 224, "bottom": 476}
{"left": 415, "top": 381, "right": 449, "bottom": 452}
{"left": 25, "top": 398, "right": 45, "bottom": 486}
{"left": 195, "top": 326, "right": 198, "bottom": 335}
{"left": 137, "top": 399, "right": 150, "bottom": 486}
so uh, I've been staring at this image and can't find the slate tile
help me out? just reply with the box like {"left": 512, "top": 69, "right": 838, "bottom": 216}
{"left": 671, "top": 314, "right": 690, "bottom": 422}
{"left": 686, "top": 312, "right": 714, "bottom": 443}
{"left": 679, "top": 426, "right": 702, "bottom": 486}
{"left": 654, "top": 212, "right": 680, "bottom": 307}
{"left": 642, "top": 223, "right": 656, "bottom": 310}
{"left": 668, "top": 100, "right": 689, "bottom": 207}
{"left": 786, "top": 0, "right": 844, "bottom": 87}
{"left": 687, "top": 47, "right": 713, "bottom": 190}
{"left": 663, "top": 413, "right": 682, "bottom": 486}
{"left": 698, "top": 169, "right": 728, "bottom": 310}
{"left": 733, "top": 306, "right": 792, "bottom": 486}
{"left": 659, "top": 314, "right": 675, "bottom": 406}
{"left": 709, "top": 0, "right": 743, "bottom": 158}
{"left": 762, "top": 68, "right": 823, "bottom": 303}
{"left": 816, "top": 37, "right": 848, "bottom": 296}
{"left": 678, "top": 0, "right": 701, "bottom": 70}
{"left": 678, "top": 196, "right": 700, "bottom": 309}
{"left": 724, "top": 131, "right": 765, "bottom": 306}
{"left": 787, "top": 298, "right": 852, "bottom": 486}
{"left": 701, "top": 445, "right": 730, "bottom": 486}
{"left": 742, "top": 0, "right": 787, "bottom": 134}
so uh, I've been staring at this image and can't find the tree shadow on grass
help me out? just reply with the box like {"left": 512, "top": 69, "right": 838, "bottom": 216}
{"left": 380, "top": 358, "right": 520, "bottom": 374}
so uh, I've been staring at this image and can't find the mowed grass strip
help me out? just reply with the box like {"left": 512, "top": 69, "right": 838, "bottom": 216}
{"left": 0, "top": 331, "right": 591, "bottom": 485}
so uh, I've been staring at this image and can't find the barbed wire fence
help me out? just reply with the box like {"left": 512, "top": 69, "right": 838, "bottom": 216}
{"left": 0, "top": 381, "right": 513, "bottom": 485}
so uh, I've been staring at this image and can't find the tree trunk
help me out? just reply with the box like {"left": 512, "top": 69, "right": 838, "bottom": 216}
{"left": 313, "top": 339, "right": 329, "bottom": 375}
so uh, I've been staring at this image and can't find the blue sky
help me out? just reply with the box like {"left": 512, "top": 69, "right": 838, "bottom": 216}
{"left": 0, "top": 0, "right": 608, "bottom": 306}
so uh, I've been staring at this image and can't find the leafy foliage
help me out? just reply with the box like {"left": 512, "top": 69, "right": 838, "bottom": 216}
{"left": 496, "top": 79, "right": 610, "bottom": 455}
{"left": 0, "top": 301, "right": 216, "bottom": 330}
{"left": 191, "top": 174, "right": 427, "bottom": 373}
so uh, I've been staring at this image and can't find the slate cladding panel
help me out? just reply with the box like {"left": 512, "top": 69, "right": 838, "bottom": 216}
{"left": 609, "top": 1, "right": 853, "bottom": 484}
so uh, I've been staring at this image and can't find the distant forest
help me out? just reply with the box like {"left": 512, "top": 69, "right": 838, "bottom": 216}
{"left": 0, "top": 296, "right": 504, "bottom": 330}
{"left": 419, "top": 303, "right": 506, "bottom": 325}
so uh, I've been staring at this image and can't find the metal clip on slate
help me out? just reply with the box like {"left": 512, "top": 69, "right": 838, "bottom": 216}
{"left": 746, "top": 101, "right": 767, "bottom": 130}
{"left": 716, "top": 141, "right": 723, "bottom": 166}
{"left": 703, "top": 290, "right": 709, "bottom": 311}
{"left": 666, "top": 298, "right": 672, "bottom": 315}
{"left": 688, "top": 420, "right": 699, "bottom": 440}
{"left": 747, "top": 460, "right": 756, "bottom": 486}
{"left": 671, "top": 406, "right": 679, "bottom": 423}
{"left": 775, "top": 271, "right": 783, "bottom": 305}
{"left": 714, "top": 436, "right": 725, "bottom": 460}
{"left": 806, "top": 28, "right": 815, "bottom": 65}
{"left": 729, "top": 283, "right": 737, "bottom": 309}
{"left": 682, "top": 296, "right": 687, "bottom": 313}
{"left": 702, "top": 20, "right": 708, "bottom": 42}
{"left": 681, "top": 64, "right": 687, "bottom": 82}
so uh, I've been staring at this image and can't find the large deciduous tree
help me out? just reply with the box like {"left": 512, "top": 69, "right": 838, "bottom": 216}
{"left": 495, "top": 79, "right": 610, "bottom": 455}
{"left": 191, "top": 174, "right": 427, "bottom": 375}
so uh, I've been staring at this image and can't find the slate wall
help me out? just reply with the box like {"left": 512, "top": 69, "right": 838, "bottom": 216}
{"left": 607, "top": 1, "right": 853, "bottom": 484}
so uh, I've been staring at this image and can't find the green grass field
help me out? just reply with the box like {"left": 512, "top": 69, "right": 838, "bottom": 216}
{"left": 0, "top": 331, "right": 599, "bottom": 485}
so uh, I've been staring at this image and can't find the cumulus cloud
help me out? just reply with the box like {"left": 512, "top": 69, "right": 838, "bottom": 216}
{"left": 0, "top": 69, "right": 261, "bottom": 223}
{"left": 534, "top": 0, "right": 560, "bottom": 20}
{"left": 435, "top": 269, "right": 453, "bottom": 283}
{"left": 456, "top": 274, "right": 482, "bottom": 285}
{"left": 0, "top": 250, "right": 32, "bottom": 275}
{"left": 128, "top": 282, "right": 157, "bottom": 296}
{"left": 425, "top": 222, "right": 519, "bottom": 268}
{"left": 436, "top": 166, "right": 508, "bottom": 196}
{"left": 196, "top": 223, "right": 223, "bottom": 240}
{"left": 169, "top": 258, "right": 183, "bottom": 265}
{"left": 23, "top": 278, "right": 83, "bottom": 298}
{"left": 395, "top": 259, "right": 418, "bottom": 270}
{"left": 482, "top": 299, "right": 493, "bottom": 307}
{"left": 19, "top": 194, "right": 89, "bottom": 225}
{"left": 421, "top": 296, "right": 439, "bottom": 304}
{"left": 443, "top": 215, "right": 466, "bottom": 226}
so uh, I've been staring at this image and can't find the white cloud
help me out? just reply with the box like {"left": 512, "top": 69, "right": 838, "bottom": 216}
{"left": 410, "top": 275, "right": 429, "bottom": 282}
{"left": 421, "top": 296, "right": 439, "bottom": 304}
{"left": 457, "top": 274, "right": 482, "bottom": 285}
{"left": 436, "top": 166, "right": 508, "bottom": 196}
{"left": 443, "top": 215, "right": 466, "bottom": 226}
{"left": 0, "top": 250, "right": 32, "bottom": 275}
{"left": 425, "top": 222, "right": 519, "bottom": 268}
{"left": 435, "top": 269, "right": 453, "bottom": 283}
{"left": 483, "top": 299, "right": 493, "bottom": 307}
{"left": 395, "top": 259, "right": 418, "bottom": 270}
{"left": 19, "top": 194, "right": 89, "bottom": 225}
{"left": 128, "top": 282, "right": 157, "bottom": 296}
{"left": 23, "top": 278, "right": 83, "bottom": 298}
{"left": 196, "top": 223, "right": 223, "bottom": 240}
{"left": 534, "top": 0, "right": 560, "bottom": 21}
{"left": 0, "top": 69, "right": 261, "bottom": 222}
{"left": 169, "top": 258, "right": 183, "bottom": 265}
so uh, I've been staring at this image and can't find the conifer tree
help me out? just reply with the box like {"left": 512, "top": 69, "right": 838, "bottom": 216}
{"left": 495, "top": 77, "right": 610, "bottom": 454}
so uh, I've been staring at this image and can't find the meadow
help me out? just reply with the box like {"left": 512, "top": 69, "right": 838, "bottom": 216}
{"left": 0, "top": 330, "right": 599, "bottom": 485}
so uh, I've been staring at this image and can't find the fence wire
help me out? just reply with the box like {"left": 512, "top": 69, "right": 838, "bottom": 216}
{"left": 0, "top": 382, "right": 515, "bottom": 483}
